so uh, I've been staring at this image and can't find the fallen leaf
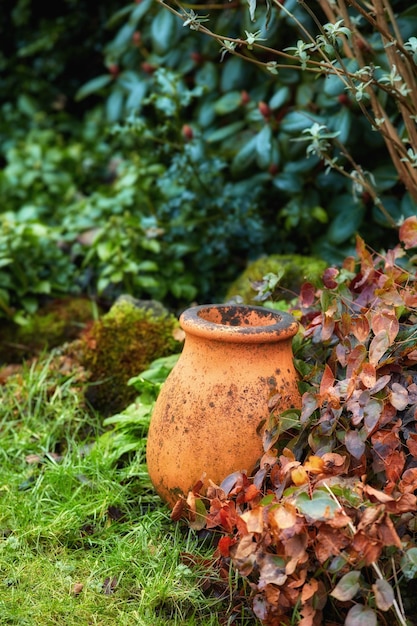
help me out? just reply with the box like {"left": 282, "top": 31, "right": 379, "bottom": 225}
{"left": 71, "top": 583, "right": 84, "bottom": 596}
{"left": 400, "top": 215, "right": 417, "bottom": 249}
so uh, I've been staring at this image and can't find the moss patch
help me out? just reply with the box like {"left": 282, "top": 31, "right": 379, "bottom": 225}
{"left": 80, "top": 298, "right": 182, "bottom": 416}
{"left": 0, "top": 297, "right": 100, "bottom": 364}
{"left": 226, "top": 254, "right": 327, "bottom": 304}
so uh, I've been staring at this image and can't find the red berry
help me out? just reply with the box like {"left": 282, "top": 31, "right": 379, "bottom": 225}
{"left": 190, "top": 52, "right": 204, "bottom": 64}
{"left": 240, "top": 90, "right": 250, "bottom": 105}
{"left": 141, "top": 62, "right": 156, "bottom": 74}
{"left": 182, "top": 124, "right": 194, "bottom": 141}
{"left": 108, "top": 64, "right": 119, "bottom": 78}
{"left": 268, "top": 163, "right": 279, "bottom": 175}
{"left": 132, "top": 31, "right": 141, "bottom": 46}
{"left": 338, "top": 94, "right": 350, "bottom": 106}
{"left": 258, "top": 101, "right": 271, "bottom": 118}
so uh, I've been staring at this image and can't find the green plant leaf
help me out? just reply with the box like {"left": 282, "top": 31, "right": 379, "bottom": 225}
{"left": 330, "top": 570, "right": 361, "bottom": 601}
{"left": 75, "top": 75, "right": 113, "bottom": 101}
{"left": 372, "top": 578, "right": 394, "bottom": 611}
{"left": 401, "top": 547, "right": 417, "bottom": 579}
{"left": 213, "top": 91, "right": 242, "bottom": 115}
{"left": 294, "top": 489, "right": 339, "bottom": 520}
{"left": 206, "top": 121, "right": 246, "bottom": 144}
{"left": 345, "top": 604, "right": 377, "bottom": 626}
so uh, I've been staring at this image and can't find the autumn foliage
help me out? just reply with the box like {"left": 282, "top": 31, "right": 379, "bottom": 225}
{"left": 173, "top": 217, "right": 417, "bottom": 626}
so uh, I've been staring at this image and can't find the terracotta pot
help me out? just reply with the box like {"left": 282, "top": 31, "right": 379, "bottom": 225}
{"left": 146, "top": 304, "right": 301, "bottom": 507}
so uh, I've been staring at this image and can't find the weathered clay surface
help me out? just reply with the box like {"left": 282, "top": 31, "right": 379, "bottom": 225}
{"left": 146, "top": 304, "right": 301, "bottom": 507}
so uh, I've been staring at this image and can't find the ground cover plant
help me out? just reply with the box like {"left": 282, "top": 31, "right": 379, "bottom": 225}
{"left": 170, "top": 219, "right": 417, "bottom": 625}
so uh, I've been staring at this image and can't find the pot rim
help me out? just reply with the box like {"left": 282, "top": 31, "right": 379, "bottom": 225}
{"left": 179, "top": 304, "right": 299, "bottom": 344}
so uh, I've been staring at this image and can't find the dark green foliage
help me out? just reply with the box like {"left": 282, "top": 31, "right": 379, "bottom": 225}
{"left": 1, "top": 0, "right": 416, "bottom": 323}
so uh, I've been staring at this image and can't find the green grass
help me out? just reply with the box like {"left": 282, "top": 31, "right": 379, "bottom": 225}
{"left": 0, "top": 355, "right": 256, "bottom": 625}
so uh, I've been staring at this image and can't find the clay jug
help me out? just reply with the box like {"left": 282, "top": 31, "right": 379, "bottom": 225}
{"left": 146, "top": 304, "right": 301, "bottom": 507}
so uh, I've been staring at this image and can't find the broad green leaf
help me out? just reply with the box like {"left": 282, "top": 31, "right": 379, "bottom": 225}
{"left": 231, "top": 134, "right": 258, "bottom": 173}
{"left": 269, "top": 86, "right": 290, "bottom": 110}
{"left": 329, "top": 107, "right": 351, "bottom": 144}
{"left": 401, "top": 547, "right": 417, "bottom": 579}
{"left": 280, "top": 111, "right": 323, "bottom": 134}
{"left": 372, "top": 579, "right": 394, "bottom": 611}
{"left": 206, "top": 121, "right": 246, "bottom": 143}
{"left": 255, "top": 125, "right": 273, "bottom": 168}
{"left": 272, "top": 172, "right": 303, "bottom": 194}
{"left": 345, "top": 604, "right": 377, "bottom": 626}
{"left": 326, "top": 200, "right": 364, "bottom": 245}
{"left": 213, "top": 91, "right": 242, "bottom": 115}
{"left": 75, "top": 75, "right": 113, "bottom": 101}
{"left": 151, "top": 9, "right": 177, "bottom": 55}
{"left": 106, "top": 89, "right": 125, "bottom": 123}
{"left": 330, "top": 571, "right": 361, "bottom": 601}
{"left": 294, "top": 489, "right": 339, "bottom": 520}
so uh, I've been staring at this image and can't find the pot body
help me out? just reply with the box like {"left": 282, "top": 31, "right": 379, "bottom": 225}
{"left": 146, "top": 304, "right": 301, "bottom": 507}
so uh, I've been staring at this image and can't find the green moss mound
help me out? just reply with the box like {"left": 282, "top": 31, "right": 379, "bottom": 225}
{"left": 226, "top": 254, "right": 327, "bottom": 304}
{"left": 80, "top": 297, "right": 182, "bottom": 416}
{"left": 0, "top": 297, "right": 99, "bottom": 363}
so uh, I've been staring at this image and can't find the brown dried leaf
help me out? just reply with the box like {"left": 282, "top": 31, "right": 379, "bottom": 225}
{"left": 384, "top": 449, "right": 405, "bottom": 484}
{"left": 369, "top": 330, "right": 390, "bottom": 366}
{"left": 371, "top": 309, "right": 399, "bottom": 345}
{"left": 240, "top": 506, "right": 264, "bottom": 534}
{"left": 314, "top": 525, "right": 350, "bottom": 563}
{"left": 351, "top": 315, "right": 370, "bottom": 343}
{"left": 399, "top": 215, "right": 417, "bottom": 249}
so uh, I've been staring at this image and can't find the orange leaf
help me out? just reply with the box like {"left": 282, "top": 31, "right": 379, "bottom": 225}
{"left": 319, "top": 363, "right": 335, "bottom": 399}
{"left": 351, "top": 315, "right": 370, "bottom": 343}
{"left": 399, "top": 215, "right": 417, "bottom": 249}
{"left": 217, "top": 535, "right": 237, "bottom": 557}
{"left": 399, "top": 468, "right": 417, "bottom": 494}
{"left": 304, "top": 455, "right": 325, "bottom": 474}
{"left": 359, "top": 362, "right": 376, "bottom": 388}
{"left": 291, "top": 466, "right": 309, "bottom": 486}
{"left": 384, "top": 450, "right": 405, "bottom": 484}
{"left": 371, "top": 309, "right": 399, "bottom": 345}
{"left": 240, "top": 507, "right": 264, "bottom": 534}
{"left": 369, "top": 330, "right": 390, "bottom": 366}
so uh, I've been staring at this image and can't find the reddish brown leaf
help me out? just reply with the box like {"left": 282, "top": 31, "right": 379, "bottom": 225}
{"left": 377, "top": 512, "right": 402, "bottom": 549}
{"left": 406, "top": 432, "right": 417, "bottom": 457}
{"left": 323, "top": 267, "right": 339, "bottom": 289}
{"left": 321, "top": 313, "right": 335, "bottom": 341}
{"left": 217, "top": 535, "right": 237, "bottom": 557}
{"left": 369, "top": 330, "right": 390, "bottom": 366}
{"left": 301, "top": 579, "right": 318, "bottom": 603}
{"left": 351, "top": 315, "right": 370, "bottom": 343}
{"left": 352, "top": 530, "right": 383, "bottom": 565}
{"left": 244, "top": 483, "right": 261, "bottom": 503}
{"left": 399, "top": 215, "right": 417, "bottom": 249}
{"left": 371, "top": 309, "right": 399, "bottom": 345}
{"left": 346, "top": 344, "right": 367, "bottom": 379}
{"left": 314, "top": 525, "right": 350, "bottom": 563}
{"left": 385, "top": 492, "right": 417, "bottom": 514}
{"left": 170, "top": 498, "right": 186, "bottom": 522}
{"left": 384, "top": 449, "right": 405, "bottom": 484}
{"left": 299, "top": 282, "right": 316, "bottom": 308}
{"left": 359, "top": 362, "right": 376, "bottom": 388}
